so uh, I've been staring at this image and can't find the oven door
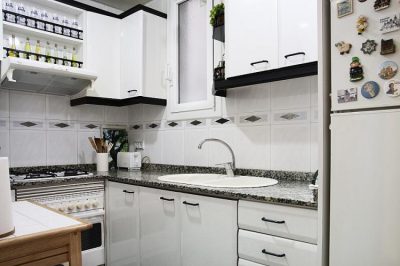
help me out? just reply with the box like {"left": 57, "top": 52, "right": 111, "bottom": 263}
{"left": 74, "top": 210, "right": 105, "bottom": 266}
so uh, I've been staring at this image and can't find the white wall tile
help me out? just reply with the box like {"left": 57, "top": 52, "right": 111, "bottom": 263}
{"left": 10, "top": 91, "right": 46, "bottom": 119}
{"left": 47, "top": 131, "right": 77, "bottom": 165}
{"left": 208, "top": 127, "right": 237, "bottom": 167}
{"left": 105, "top": 106, "right": 129, "bottom": 123}
{"left": 310, "top": 75, "right": 318, "bottom": 107}
{"left": 0, "top": 130, "right": 10, "bottom": 158}
{"left": 128, "top": 105, "right": 143, "bottom": 123}
{"left": 10, "top": 130, "right": 46, "bottom": 167}
{"left": 46, "top": 95, "right": 79, "bottom": 121}
{"left": 0, "top": 90, "right": 9, "bottom": 118}
{"left": 142, "top": 105, "right": 166, "bottom": 122}
{"left": 235, "top": 83, "right": 270, "bottom": 113}
{"left": 184, "top": 128, "right": 209, "bottom": 167}
{"left": 143, "top": 130, "right": 163, "bottom": 164}
{"left": 235, "top": 125, "right": 270, "bottom": 170}
{"left": 271, "top": 124, "right": 311, "bottom": 171}
{"left": 77, "top": 105, "right": 105, "bottom": 122}
{"left": 162, "top": 130, "right": 184, "bottom": 165}
{"left": 78, "top": 131, "right": 100, "bottom": 164}
{"left": 271, "top": 77, "right": 311, "bottom": 110}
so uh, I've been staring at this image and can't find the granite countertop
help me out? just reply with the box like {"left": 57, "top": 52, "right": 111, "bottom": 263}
{"left": 11, "top": 165, "right": 317, "bottom": 209}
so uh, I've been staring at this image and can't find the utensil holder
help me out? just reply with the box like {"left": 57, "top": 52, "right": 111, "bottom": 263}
{"left": 96, "top": 153, "right": 109, "bottom": 172}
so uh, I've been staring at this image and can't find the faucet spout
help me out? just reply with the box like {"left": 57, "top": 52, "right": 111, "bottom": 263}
{"left": 198, "top": 138, "right": 236, "bottom": 173}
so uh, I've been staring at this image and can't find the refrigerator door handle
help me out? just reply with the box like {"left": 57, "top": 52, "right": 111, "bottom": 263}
{"left": 261, "top": 217, "right": 285, "bottom": 224}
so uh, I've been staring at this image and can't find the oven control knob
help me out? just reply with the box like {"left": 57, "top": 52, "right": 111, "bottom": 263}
{"left": 67, "top": 205, "right": 75, "bottom": 211}
{"left": 76, "top": 204, "right": 83, "bottom": 210}
{"left": 92, "top": 201, "right": 99, "bottom": 208}
{"left": 84, "top": 203, "right": 91, "bottom": 209}
{"left": 58, "top": 207, "right": 65, "bottom": 212}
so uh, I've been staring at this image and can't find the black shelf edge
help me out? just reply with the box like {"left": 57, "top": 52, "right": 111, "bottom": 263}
{"left": 214, "top": 61, "right": 318, "bottom": 93}
{"left": 70, "top": 96, "right": 167, "bottom": 107}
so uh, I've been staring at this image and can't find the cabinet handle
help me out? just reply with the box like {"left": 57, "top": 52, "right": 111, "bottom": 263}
{"left": 250, "top": 60, "right": 269, "bottom": 66}
{"left": 123, "top": 190, "right": 135, "bottom": 194}
{"left": 182, "top": 201, "right": 199, "bottom": 206}
{"left": 160, "top": 197, "right": 175, "bottom": 202}
{"left": 262, "top": 249, "right": 286, "bottom": 258}
{"left": 284, "top": 52, "right": 306, "bottom": 59}
{"left": 127, "top": 90, "right": 137, "bottom": 93}
{"left": 261, "top": 217, "right": 285, "bottom": 224}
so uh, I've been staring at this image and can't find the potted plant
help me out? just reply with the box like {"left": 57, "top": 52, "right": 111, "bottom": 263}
{"left": 210, "top": 3, "right": 224, "bottom": 27}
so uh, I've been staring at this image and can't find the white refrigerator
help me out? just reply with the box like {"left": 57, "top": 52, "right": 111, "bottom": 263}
{"left": 330, "top": 0, "right": 400, "bottom": 265}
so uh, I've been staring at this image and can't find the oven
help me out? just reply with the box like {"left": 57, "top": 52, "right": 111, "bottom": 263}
{"left": 14, "top": 181, "right": 105, "bottom": 266}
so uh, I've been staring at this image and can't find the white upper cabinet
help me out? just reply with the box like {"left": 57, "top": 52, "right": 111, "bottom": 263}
{"left": 120, "top": 11, "right": 167, "bottom": 99}
{"left": 225, "top": 0, "right": 278, "bottom": 78}
{"left": 84, "top": 12, "right": 121, "bottom": 99}
{"left": 277, "top": 0, "right": 318, "bottom": 67}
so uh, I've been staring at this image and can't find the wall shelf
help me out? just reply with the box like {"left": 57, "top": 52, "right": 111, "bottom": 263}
{"left": 213, "top": 61, "right": 318, "bottom": 95}
{"left": 70, "top": 96, "right": 167, "bottom": 107}
{"left": 3, "top": 21, "right": 83, "bottom": 46}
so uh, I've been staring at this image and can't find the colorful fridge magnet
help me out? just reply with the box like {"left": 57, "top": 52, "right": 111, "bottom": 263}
{"left": 356, "top": 16, "right": 368, "bottom": 35}
{"left": 337, "top": 0, "right": 353, "bottom": 18}
{"left": 384, "top": 80, "right": 400, "bottom": 97}
{"left": 379, "top": 13, "right": 400, "bottom": 34}
{"left": 361, "top": 81, "right": 380, "bottom": 99}
{"left": 337, "top": 88, "right": 358, "bottom": 103}
{"left": 335, "top": 41, "right": 352, "bottom": 55}
{"left": 374, "top": 0, "right": 390, "bottom": 11}
{"left": 361, "top": 40, "right": 377, "bottom": 54}
{"left": 381, "top": 39, "right": 396, "bottom": 55}
{"left": 350, "top": 57, "right": 364, "bottom": 82}
{"left": 378, "top": 61, "right": 398, "bottom": 80}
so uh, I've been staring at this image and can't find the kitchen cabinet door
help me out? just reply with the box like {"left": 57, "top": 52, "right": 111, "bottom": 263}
{"left": 180, "top": 194, "right": 237, "bottom": 266}
{"left": 85, "top": 12, "right": 121, "bottom": 99}
{"left": 225, "top": 0, "right": 278, "bottom": 78}
{"left": 139, "top": 187, "right": 181, "bottom": 266}
{"left": 277, "top": 0, "right": 318, "bottom": 67}
{"left": 106, "top": 182, "right": 140, "bottom": 266}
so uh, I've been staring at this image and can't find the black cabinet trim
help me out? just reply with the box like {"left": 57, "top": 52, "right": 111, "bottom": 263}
{"left": 55, "top": 1, "right": 167, "bottom": 19}
{"left": 70, "top": 96, "right": 167, "bottom": 107}
{"left": 214, "top": 61, "right": 318, "bottom": 95}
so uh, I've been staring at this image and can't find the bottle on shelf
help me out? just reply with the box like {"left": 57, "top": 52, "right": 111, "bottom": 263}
{"left": 63, "top": 45, "right": 71, "bottom": 66}
{"left": 45, "top": 41, "right": 55, "bottom": 64}
{"left": 35, "top": 40, "right": 46, "bottom": 62}
{"left": 16, "top": 3, "right": 27, "bottom": 26}
{"left": 53, "top": 14, "right": 62, "bottom": 34}
{"left": 4, "top": 0, "right": 16, "bottom": 23}
{"left": 72, "top": 47, "right": 78, "bottom": 67}
{"left": 55, "top": 43, "right": 63, "bottom": 65}
{"left": 8, "top": 35, "right": 17, "bottom": 57}
{"left": 62, "top": 16, "right": 71, "bottom": 37}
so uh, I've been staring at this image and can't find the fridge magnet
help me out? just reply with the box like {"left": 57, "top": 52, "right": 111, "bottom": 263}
{"left": 374, "top": 0, "right": 391, "bottom": 10}
{"left": 380, "top": 39, "right": 395, "bottom": 55}
{"left": 361, "top": 81, "right": 380, "bottom": 99}
{"left": 350, "top": 57, "right": 364, "bottom": 82}
{"left": 335, "top": 41, "right": 352, "bottom": 54}
{"left": 378, "top": 61, "right": 398, "bottom": 80}
{"left": 384, "top": 80, "right": 400, "bottom": 97}
{"left": 356, "top": 16, "right": 368, "bottom": 35}
{"left": 379, "top": 13, "right": 400, "bottom": 34}
{"left": 337, "top": 0, "right": 353, "bottom": 18}
{"left": 361, "top": 39, "right": 377, "bottom": 54}
{"left": 337, "top": 88, "right": 358, "bottom": 103}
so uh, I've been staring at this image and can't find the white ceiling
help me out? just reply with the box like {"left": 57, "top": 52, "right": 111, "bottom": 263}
{"left": 79, "top": 0, "right": 152, "bottom": 12}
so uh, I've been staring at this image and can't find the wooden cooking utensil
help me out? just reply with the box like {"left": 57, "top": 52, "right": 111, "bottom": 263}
{"left": 88, "top": 137, "right": 98, "bottom": 153}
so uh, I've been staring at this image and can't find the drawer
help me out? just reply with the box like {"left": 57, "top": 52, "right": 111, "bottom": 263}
{"left": 239, "top": 258, "right": 265, "bottom": 266}
{"left": 238, "top": 200, "right": 317, "bottom": 243}
{"left": 239, "top": 230, "right": 317, "bottom": 266}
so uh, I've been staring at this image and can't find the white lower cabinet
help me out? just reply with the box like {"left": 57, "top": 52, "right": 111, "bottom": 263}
{"left": 238, "top": 200, "right": 318, "bottom": 266}
{"left": 180, "top": 194, "right": 238, "bottom": 266}
{"left": 139, "top": 188, "right": 180, "bottom": 266}
{"left": 107, "top": 182, "right": 238, "bottom": 266}
{"left": 106, "top": 182, "right": 140, "bottom": 266}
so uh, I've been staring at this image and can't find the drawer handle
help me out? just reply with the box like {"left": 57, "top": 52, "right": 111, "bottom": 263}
{"left": 182, "top": 201, "right": 199, "bottom": 206}
{"left": 123, "top": 190, "right": 135, "bottom": 194}
{"left": 250, "top": 60, "right": 269, "bottom": 66}
{"left": 127, "top": 90, "right": 138, "bottom": 93}
{"left": 160, "top": 196, "right": 175, "bottom": 202}
{"left": 261, "top": 217, "right": 285, "bottom": 224}
{"left": 284, "top": 52, "right": 306, "bottom": 59}
{"left": 262, "top": 249, "right": 286, "bottom": 258}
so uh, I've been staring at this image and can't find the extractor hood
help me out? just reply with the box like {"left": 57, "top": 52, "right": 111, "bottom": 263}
{"left": 1, "top": 57, "right": 97, "bottom": 96}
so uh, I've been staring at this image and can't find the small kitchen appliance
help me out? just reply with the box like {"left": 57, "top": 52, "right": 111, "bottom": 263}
{"left": 117, "top": 152, "right": 142, "bottom": 170}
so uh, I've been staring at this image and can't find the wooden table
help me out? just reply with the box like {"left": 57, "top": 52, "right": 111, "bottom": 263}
{"left": 0, "top": 201, "right": 91, "bottom": 266}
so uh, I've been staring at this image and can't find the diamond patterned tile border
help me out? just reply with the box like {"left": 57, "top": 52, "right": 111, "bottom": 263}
{"left": 55, "top": 123, "right": 69, "bottom": 128}
{"left": 168, "top": 122, "right": 178, "bottom": 127}
{"left": 86, "top": 124, "right": 98, "bottom": 129}
{"left": 215, "top": 118, "right": 230, "bottom": 124}
{"left": 132, "top": 125, "right": 142, "bottom": 130}
{"left": 244, "top": 116, "right": 261, "bottom": 122}
{"left": 20, "top": 121, "right": 37, "bottom": 127}
{"left": 280, "top": 113, "right": 300, "bottom": 120}
{"left": 149, "top": 123, "right": 158, "bottom": 129}
{"left": 190, "top": 120, "right": 202, "bottom": 126}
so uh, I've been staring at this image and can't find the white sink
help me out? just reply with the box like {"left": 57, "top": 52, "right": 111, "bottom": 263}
{"left": 158, "top": 174, "right": 278, "bottom": 188}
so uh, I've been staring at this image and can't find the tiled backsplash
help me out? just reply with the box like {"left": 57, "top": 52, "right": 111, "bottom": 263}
{"left": 0, "top": 75, "right": 318, "bottom": 171}
{"left": 129, "top": 76, "right": 318, "bottom": 172}
{"left": 0, "top": 90, "right": 129, "bottom": 167}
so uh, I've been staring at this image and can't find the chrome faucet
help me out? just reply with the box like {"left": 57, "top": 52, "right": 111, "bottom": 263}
{"left": 198, "top": 138, "right": 236, "bottom": 177}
